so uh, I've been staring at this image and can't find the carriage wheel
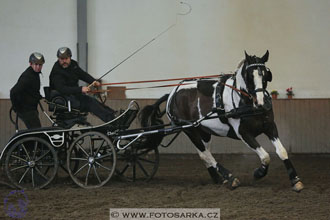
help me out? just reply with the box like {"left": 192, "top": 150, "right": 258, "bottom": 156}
{"left": 5, "top": 137, "right": 58, "bottom": 189}
{"left": 57, "top": 146, "right": 80, "bottom": 175}
{"left": 116, "top": 145, "right": 159, "bottom": 182}
{"left": 58, "top": 132, "right": 82, "bottom": 175}
{"left": 67, "top": 131, "right": 116, "bottom": 189}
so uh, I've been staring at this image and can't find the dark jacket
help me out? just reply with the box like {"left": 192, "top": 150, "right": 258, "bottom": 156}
{"left": 49, "top": 60, "right": 95, "bottom": 96}
{"left": 10, "top": 66, "right": 42, "bottom": 113}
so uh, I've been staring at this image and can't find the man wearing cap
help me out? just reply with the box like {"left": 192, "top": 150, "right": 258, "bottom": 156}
{"left": 49, "top": 47, "right": 116, "bottom": 122}
{"left": 10, "top": 52, "right": 45, "bottom": 129}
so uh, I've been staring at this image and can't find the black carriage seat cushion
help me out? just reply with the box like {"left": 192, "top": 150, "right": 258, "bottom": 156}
{"left": 115, "top": 109, "right": 138, "bottom": 130}
{"left": 43, "top": 87, "right": 81, "bottom": 113}
{"left": 44, "top": 87, "right": 65, "bottom": 112}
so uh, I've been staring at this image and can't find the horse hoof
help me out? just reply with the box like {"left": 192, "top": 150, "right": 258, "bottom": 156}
{"left": 254, "top": 168, "right": 265, "bottom": 180}
{"left": 254, "top": 165, "right": 268, "bottom": 180}
{"left": 292, "top": 181, "right": 304, "bottom": 192}
{"left": 223, "top": 176, "right": 240, "bottom": 190}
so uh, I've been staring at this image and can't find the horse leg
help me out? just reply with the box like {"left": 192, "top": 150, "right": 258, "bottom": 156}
{"left": 241, "top": 134, "right": 270, "bottom": 179}
{"left": 185, "top": 128, "right": 240, "bottom": 189}
{"left": 265, "top": 124, "right": 304, "bottom": 192}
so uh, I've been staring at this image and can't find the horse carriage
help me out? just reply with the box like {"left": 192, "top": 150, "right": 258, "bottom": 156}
{"left": 1, "top": 83, "right": 193, "bottom": 189}
{"left": 1, "top": 87, "right": 163, "bottom": 189}
{"left": 0, "top": 51, "right": 304, "bottom": 192}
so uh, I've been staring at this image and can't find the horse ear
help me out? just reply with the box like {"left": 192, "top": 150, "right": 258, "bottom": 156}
{"left": 245, "top": 51, "right": 252, "bottom": 63}
{"left": 261, "top": 50, "right": 269, "bottom": 63}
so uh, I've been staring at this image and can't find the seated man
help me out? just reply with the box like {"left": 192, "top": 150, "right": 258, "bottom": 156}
{"left": 49, "top": 47, "right": 115, "bottom": 122}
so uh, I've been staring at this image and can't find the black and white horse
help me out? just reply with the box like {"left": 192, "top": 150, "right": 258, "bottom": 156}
{"left": 140, "top": 51, "right": 304, "bottom": 192}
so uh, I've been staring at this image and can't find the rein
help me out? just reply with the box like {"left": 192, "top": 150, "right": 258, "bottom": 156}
{"left": 99, "top": 74, "right": 222, "bottom": 86}
{"left": 221, "top": 82, "right": 252, "bottom": 99}
{"left": 89, "top": 83, "right": 194, "bottom": 93}
{"left": 90, "top": 74, "right": 254, "bottom": 100}
{"left": 90, "top": 74, "right": 222, "bottom": 93}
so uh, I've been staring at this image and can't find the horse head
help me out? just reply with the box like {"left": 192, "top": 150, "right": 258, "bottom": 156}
{"left": 239, "top": 50, "right": 272, "bottom": 107}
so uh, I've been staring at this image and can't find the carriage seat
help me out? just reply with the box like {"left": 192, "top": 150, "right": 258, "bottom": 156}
{"left": 44, "top": 87, "right": 80, "bottom": 112}
{"left": 43, "top": 87, "right": 90, "bottom": 128}
{"left": 112, "top": 108, "right": 138, "bottom": 130}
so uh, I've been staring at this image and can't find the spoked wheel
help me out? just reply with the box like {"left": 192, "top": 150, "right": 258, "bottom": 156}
{"left": 116, "top": 144, "right": 159, "bottom": 182}
{"left": 5, "top": 137, "right": 58, "bottom": 189}
{"left": 67, "top": 131, "right": 116, "bottom": 189}
{"left": 57, "top": 145, "right": 80, "bottom": 174}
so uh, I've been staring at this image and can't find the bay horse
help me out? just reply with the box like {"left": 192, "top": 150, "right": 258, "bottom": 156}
{"left": 139, "top": 51, "right": 304, "bottom": 192}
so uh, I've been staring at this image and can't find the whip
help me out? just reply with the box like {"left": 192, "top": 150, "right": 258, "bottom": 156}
{"left": 88, "top": 2, "right": 192, "bottom": 87}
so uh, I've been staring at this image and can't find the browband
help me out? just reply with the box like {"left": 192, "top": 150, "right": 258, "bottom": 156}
{"left": 246, "top": 63, "right": 265, "bottom": 69}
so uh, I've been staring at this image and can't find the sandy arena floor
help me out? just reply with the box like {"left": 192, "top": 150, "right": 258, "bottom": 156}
{"left": 0, "top": 154, "right": 330, "bottom": 220}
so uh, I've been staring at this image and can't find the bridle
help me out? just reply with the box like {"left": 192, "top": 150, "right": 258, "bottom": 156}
{"left": 225, "top": 62, "right": 272, "bottom": 109}
{"left": 224, "top": 61, "right": 272, "bottom": 114}
{"left": 244, "top": 63, "right": 270, "bottom": 97}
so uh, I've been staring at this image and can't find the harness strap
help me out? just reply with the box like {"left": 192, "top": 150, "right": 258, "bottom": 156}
{"left": 215, "top": 74, "right": 233, "bottom": 110}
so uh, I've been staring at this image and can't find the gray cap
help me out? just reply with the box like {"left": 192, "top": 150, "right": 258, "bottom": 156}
{"left": 57, "top": 47, "right": 72, "bottom": 58}
{"left": 29, "top": 52, "right": 45, "bottom": 64}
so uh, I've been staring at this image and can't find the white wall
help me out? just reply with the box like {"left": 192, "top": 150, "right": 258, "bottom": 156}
{"left": 1, "top": 0, "right": 330, "bottom": 99}
{"left": 0, "top": 0, "right": 77, "bottom": 98}
{"left": 88, "top": 0, "right": 330, "bottom": 99}
{"left": 87, "top": 0, "right": 178, "bottom": 98}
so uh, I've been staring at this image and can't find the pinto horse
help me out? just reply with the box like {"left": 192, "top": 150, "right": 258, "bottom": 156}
{"left": 139, "top": 51, "right": 304, "bottom": 192}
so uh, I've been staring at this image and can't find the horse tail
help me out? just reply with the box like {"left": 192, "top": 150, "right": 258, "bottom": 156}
{"left": 137, "top": 94, "right": 169, "bottom": 149}
{"left": 139, "top": 94, "right": 169, "bottom": 127}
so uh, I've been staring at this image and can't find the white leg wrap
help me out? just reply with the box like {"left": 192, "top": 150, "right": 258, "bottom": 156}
{"left": 241, "top": 139, "right": 270, "bottom": 165}
{"left": 272, "top": 138, "right": 288, "bottom": 160}
{"left": 254, "top": 147, "right": 270, "bottom": 165}
{"left": 196, "top": 148, "right": 217, "bottom": 168}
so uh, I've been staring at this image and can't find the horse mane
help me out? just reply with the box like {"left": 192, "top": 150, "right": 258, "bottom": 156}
{"left": 236, "top": 58, "right": 245, "bottom": 69}
{"left": 234, "top": 58, "right": 247, "bottom": 90}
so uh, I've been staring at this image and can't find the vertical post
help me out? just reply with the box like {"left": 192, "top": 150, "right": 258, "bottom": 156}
{"left": 77, "top": 0, "right": 88, "bottom": 72}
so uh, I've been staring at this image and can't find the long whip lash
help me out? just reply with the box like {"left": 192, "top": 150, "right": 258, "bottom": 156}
{"left": 89, "top": 2, "right": 192, "bottom": 87}
{"left": 95, "top": 23, "right": 176, "bottom": 83}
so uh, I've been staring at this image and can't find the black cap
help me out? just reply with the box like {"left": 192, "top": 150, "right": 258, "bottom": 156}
{"left": 29, "top": 52, "right": 45, "bottom": 64}
{"left": 57, "top": 47, "right": 72, "bottom": 58}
